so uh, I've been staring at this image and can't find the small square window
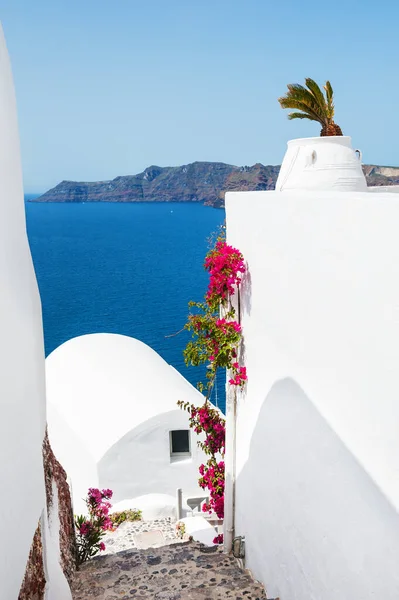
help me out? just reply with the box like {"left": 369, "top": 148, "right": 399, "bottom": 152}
{"left": 170, "top": 430, "right": 191, "bottom": 457}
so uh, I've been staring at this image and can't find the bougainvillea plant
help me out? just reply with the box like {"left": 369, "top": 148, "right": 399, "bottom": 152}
{"left": 178, "top": 228, "right": 247, "bottom": 546}
{"left": 74, "top": 488, "right": 113, "bottom": 566}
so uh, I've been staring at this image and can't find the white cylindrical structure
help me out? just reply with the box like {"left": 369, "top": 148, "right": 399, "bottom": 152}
{"left": 176, "top": 488, "right": 183, "bottom": 520}
{"left": 276, "top": 136, "right": 367, "bottom": 192}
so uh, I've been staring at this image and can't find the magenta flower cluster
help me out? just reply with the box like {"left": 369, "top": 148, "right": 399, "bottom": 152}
{"left": 229, "top": 363, "right": 247, "bottom": 386}
{"left": 213, "top": 534, "right": 224, "bottom": 545}
{"left": 81, "top": 488, "right": 114, "bottom": 535}
{"left": 205, "top": 240, "right": 246, "bottom": 308}
{"left": 215, "top": 318, "right": 241, "bottom": 332}
{"left": 199, "top": 459, "right": 225, "bottom": 519}
{"left": 75, "top": 487, "right": 114, "bottom": 565}
{"left": 190, "top": 404, "right": 225, "bottom": 456}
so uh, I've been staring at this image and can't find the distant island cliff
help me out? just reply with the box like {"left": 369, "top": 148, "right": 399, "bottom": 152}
{"left": 32, "top": 161, "right": 399, "bottom": 207}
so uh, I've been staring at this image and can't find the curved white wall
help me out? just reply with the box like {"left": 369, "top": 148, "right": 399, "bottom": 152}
{"left": 0, "top": 22, "right": 46, "bottom": 598}
{"left": 0, "top": 23, "right": 71, "bottom": 598}
{"left": 226, "top": 189, "right": 399, "bottom": 599}
{"left": 47, "top": 333, "right": 212, "bottom": 515}
{"left": 99, "top": 410, "right": 212, "bottom": 503}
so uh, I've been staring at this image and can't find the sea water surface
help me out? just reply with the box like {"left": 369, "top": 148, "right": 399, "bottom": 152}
{"left": 25, "top": 199, "right": 226, "bottom": 411}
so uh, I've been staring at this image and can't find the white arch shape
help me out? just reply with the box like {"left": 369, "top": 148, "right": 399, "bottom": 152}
{"left": 46, "top": 333, "right": 214, "bottom": 515}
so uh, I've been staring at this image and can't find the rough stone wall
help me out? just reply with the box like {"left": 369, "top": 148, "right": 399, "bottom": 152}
{"left": 43, "top": 429, "right": 77, "bottom": 584}
{"left": 18, "top": 523, "right": 46, "bottom": 600}
{"left": 19, "top": 430, "right": 76, "bottom": 598}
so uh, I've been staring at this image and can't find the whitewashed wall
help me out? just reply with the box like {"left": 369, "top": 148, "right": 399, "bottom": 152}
{"left": 0, "top": 22, "right": 46, "bottom": 599}
{"left": 99, "top": 409, "right": 208, "bottom": 504}
{"left": 226, "top": 189, "right": 399, "bottom": 600}
{"left": 0, "top": 23, "right": 72, "bottom": 599}
{"left": 47, "top": 333, "right": 212, "bottom": 515}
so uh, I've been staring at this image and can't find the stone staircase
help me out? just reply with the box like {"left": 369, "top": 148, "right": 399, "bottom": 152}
{"left": 71, "top": 540, "right": 270, "bottom": 600}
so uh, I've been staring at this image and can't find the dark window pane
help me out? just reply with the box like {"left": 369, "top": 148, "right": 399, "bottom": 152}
{"left": 171, "top": 430, "right": 190, "bottom": 454}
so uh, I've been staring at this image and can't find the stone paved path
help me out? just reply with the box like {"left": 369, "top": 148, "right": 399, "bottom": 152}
{"left": 71, "top": 541, "right": 269, "bottom": 600}
{"left": 102, "top": 518, "right": 177, "bottom": 554}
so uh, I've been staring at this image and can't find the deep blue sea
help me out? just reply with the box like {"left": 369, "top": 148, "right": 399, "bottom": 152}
{"left": 25, "top": 198, "right": 226, "bottom": 412}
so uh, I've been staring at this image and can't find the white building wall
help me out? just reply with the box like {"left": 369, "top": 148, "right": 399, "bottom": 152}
{"left": 0, "top": 23, "right": 71, "bottom": 598}
{"left": 226, "top": 189, "right": 399, "bottom": 600}
{"left": 47, "top": 334, "right": 213, "bottom": 515}
{"left": 0, "top": 23, "right": 47, "bottom": 599}
{"left": 99, "top": 409, "right": 211, "bottom": 504}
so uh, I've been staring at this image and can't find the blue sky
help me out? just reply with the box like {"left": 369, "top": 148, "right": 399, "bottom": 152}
{"left": 1, "top": 0, "right": 398, "bottom": 192}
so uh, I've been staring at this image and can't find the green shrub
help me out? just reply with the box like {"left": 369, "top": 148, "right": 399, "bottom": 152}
{"left": 110, "top": 509, "right": 142, "bottom": 528}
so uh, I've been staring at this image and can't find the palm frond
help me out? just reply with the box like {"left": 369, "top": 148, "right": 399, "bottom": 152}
{"left": 280, "top": 84, "right": 327, "bottom": 122}
{"left": 305, "top": 78, "right": 326, "bottom": 110}
{"left": 286, "top": 84, "right": 324, "bottom": 110}
{"left": 278, "top": 98, "right": 325, "bottom": 125}
{"left": 287, "top": 112, "right": 317, "bottom": 121}
{"left": 323, "top": 81, "right": 334, "bottom": 119}
{"left": 278, "top": 77, "right": 340, "bottom": 135}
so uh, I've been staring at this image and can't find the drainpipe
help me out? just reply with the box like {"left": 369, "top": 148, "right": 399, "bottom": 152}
{"left": 223, "top": 381, "right": 237, "bottom": 553}
{"left": 223, "top": 288, "right": 240, "bottom": 554}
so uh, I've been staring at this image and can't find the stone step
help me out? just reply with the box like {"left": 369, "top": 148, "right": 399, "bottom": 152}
{"left": 71, "top": 540, "right": 269, "bottom": 599}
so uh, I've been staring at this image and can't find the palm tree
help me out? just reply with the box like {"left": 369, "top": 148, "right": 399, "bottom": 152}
{"left": 278, "top": 78, "right": 343, "bottom": 137}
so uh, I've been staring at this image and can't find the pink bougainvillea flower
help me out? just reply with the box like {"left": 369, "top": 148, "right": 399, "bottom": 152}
{"left": 205, "top": 241, "right": 245, "bottom": 306}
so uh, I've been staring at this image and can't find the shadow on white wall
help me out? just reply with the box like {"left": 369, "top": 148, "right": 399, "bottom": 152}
{"left": 236, "top": 377, "right": 399, "bottom": 600}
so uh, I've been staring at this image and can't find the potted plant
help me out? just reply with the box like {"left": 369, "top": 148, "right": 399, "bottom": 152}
{"left": 278, "top": 78, "right": 343, "bottom": 137}
{"left": 275, "top": 78, "right": 366, "bottom": 191}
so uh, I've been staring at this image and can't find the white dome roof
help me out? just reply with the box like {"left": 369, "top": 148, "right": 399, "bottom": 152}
{"left": 46, "top": 333, "right": 204, "bottom": 461}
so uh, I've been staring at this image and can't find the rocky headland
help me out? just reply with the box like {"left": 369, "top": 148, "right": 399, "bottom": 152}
{"left": 32, "top": 162, "right": 399, "bottom": 208}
